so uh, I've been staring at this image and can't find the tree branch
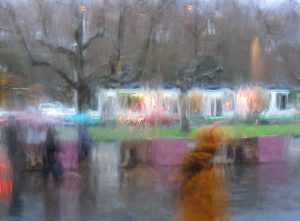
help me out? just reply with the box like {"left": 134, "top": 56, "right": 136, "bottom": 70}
{"left": 83, "top": 64, "right": 110, "bottom": 84}
{"left": 54, "top": 68, "right": 77, "bottom": 89}
{"left": 109, "top": 4, "right": 128, "bottom": 76}
{"left": 39, "top": 40, "right": 76, "bottom": 57}
{"left": 37, "top": 0, "right": 48, "bottom": 37}
{"left": 153, "top": 0, "right": 174, "bottom": 23}
{"left": 0, "top": 26, "right": 14, "bottom": 33}
{"left": 196, "top": 66, "right": 223, "bottom": 80}
{"left": 30, "top": 59, "right": 77, "bottom": 88}
{"left": 103, "top": 0, "right": 175, "bottom": 85}
{"left": 35, "top": 1, "right": 76, "bottom": 60}
{"left": 5, "top": 2, "right": 35, "bottom": 62}
{"left": 82, "top": 29, "right": 105, "bottom": 50}
{"left": 4, "top": 2, "right": 77, "bottom": 89}
{"left": 82, "top": 15, "right": 106, "bottom": 50}
{"left": 116, "top": 5, "right": 127, "bottom": 61}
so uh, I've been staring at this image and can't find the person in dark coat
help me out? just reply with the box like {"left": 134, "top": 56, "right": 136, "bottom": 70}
{"left": 42, "top": 126, "right": 62, "bottom": 181}
{"left": 78, "top": 125, "right": 91, "bottom": 162}
{"left": 5, "top": 116, "right": 25, "bottom": 217}
{"left": 5, "top": 116, "right": 25, "bottom": 173}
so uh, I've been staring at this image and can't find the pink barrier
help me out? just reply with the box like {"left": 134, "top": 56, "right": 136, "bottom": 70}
{"left": 153, "top": 166, "right": 180, "bottom": 190}
{"left": 150, "top": 139, "right": 188, "bottom": 167}
{"left": 257, "top": 136, "right": 288, "bottom": 163}
{"left": 258, "top": 163, "right": 288, "bottom": 185}
{"left": 58, "top": 141, "right": 79, "bottom": 170}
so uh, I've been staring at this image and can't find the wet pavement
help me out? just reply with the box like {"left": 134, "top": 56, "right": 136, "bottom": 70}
{"left": 1, "top": 141, "right": 300, "bottom": 220}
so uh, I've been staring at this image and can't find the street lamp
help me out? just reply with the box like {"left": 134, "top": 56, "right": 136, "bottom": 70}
{"left": 78, "top": 2, "right": 88, "bottom": 44}
{"left": 79, "top": 4, "right": 87, "bottom": 13}
{"left": 186, "top": 4, "right": 193, "bottom": 13}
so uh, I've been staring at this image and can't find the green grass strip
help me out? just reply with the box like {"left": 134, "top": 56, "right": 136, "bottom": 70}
{"left": 89, "top": 124, "right": 300, "bottom": 142}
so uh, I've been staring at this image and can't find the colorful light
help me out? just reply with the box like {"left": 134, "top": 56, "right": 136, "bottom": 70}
{"left": 186, "top": 4, "right": 193, "bottom": 13}
{"left": 0, "top": 163, "right": 7, "bottom": 170}
{"left": 0, "top": 177, "right": 12, "bottom": 198}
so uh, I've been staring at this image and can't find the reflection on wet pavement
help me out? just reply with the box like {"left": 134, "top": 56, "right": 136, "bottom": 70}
{"left": 0, "top": 141, "right": 300, "bottom": 220}
{"left": 228, "top": 161, "right": 300, "bottom": 221}
{"left": 179, "top": 167, "right": 228, "bottom": 221}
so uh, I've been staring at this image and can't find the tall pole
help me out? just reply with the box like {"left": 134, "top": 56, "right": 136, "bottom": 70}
{"left": 74, "top": 1, "right": 88, "bottom": 111}
{"left": 79, "top": 1, "right": 88, "bottom": 45}
{"left": 81, "top": 1, "right": 88, "bottom": 77}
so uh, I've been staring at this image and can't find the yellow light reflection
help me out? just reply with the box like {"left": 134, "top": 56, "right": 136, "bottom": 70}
{"left": 251, "top": 37, "right": 265, "bottom": 81}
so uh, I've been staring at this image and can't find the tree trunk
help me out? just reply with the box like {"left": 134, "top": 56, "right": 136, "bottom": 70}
{"left": 77, "top": 82, "right": 90, "bottom": 112}
{"left": 179, "top": 92, "right": 190, "bottom": 132}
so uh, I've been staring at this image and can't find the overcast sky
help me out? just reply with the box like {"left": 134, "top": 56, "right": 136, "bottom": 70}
{"left": 261, "top": 0, "right": 284, "bottom": 7}
{"left": 262, "top": 0, "right": 300, "bottom": 7}
{"left": 264, "top": 0, "right": 284, "bottom": 4}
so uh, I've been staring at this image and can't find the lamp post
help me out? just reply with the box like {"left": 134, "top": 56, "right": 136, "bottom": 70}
{"left": 73, "top": 1, "right": 88, "bottom": 110}
{"left": 79, "top": 2, "right": 88, "bottom": 45}
{"left": 186, "top": 4, "right": 193, "bottom": 13}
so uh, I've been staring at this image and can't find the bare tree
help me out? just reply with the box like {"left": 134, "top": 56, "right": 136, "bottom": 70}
{"left": 168, "top": 0, "right": 222, "bottom": 131}
{"left": 0, "top": 0, "right": 174, "bottom": 111}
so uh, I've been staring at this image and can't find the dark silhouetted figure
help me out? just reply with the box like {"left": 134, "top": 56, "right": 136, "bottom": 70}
{"left": 79, "top": 125, "right": 91, "bottom": 162}
{"left": 42, "top": 126, "right": 62, "bottom": 181}
{"left": 5, "top": 116, "right": 25, "bottom": 218}
{"left": 5, "top": 116, "right": 24, "bottom": 173}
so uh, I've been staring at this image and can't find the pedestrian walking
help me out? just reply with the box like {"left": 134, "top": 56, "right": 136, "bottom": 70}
{"left": 42, "top": 126, "right": 63, "bottom": 181}
{"left": 5, "top": 116, "right": 25, "bottom": 173}
{"left": 5, "top": 116, "right": 25, "bottom": 217}
{"left": 78, "top": 125, "right": 91, "bottom": 163}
